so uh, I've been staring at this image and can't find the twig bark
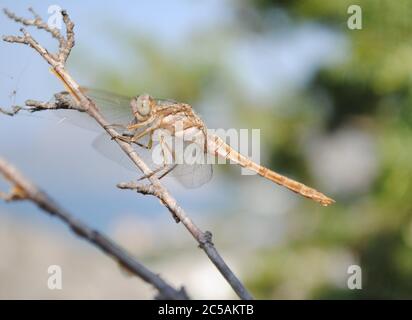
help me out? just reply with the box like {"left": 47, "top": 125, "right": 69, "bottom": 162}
{"left": 2, "top": 8, "right": 253, "bottom": 299}
{"left": 0, "top": 105, "right": 22, "bottom": 116}
{"left": 0, "top": 157, "right": 188, "bottom": 300}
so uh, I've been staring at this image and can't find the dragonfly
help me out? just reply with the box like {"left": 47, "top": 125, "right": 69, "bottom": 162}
{"left": 55, "top": 88, "right": 335, "bottom": 206}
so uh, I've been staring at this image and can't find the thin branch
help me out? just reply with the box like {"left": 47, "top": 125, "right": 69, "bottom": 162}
{"left": 60, "top": 10, "right": 75, "bottom": 62}
{"left": 2, "top": 8, "right": 253, "bottom": 299}
{"left": 0, "top": 105, "right": 22, "bottom": 116}
{"left": 4, "top": 8, "right": 64, "bottom": 44}
{"left": 0, "top": 93, "right": 85, "bottom": 117}
{"left": 0, "top": 157, "right": 189, "bottom": 300}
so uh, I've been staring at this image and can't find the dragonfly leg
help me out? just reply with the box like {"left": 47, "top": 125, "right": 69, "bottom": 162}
{"left": 112, "top": 125, "right": 156, "bottom": 149}
{"left": 137, "top": 134, "right": 175, "bottom": 181}
{"left": 129, "top": 127, "right": 154, "bottom": 144}
{"left": 132, "top": 131, "right": 153, "bottom": 150}
{"left": 158, "top": 164, "right": 178, "bottom": 180}
{"left": 110, "top": 133, "right": 133, "bottom": 143}
{"left": 201, "top": 125, "right": 208, "bottom": 152}
{"left": 127, "top": 116, "right": 155, "bottom": 131}
{"left": 160, "top": 133, "right": 177, "bottom": 166}
{"left": 103, "top": 123, "right": 127, "bottom": 130}
{"left": 137, "top": 163, "right": 177, "bottom": 182}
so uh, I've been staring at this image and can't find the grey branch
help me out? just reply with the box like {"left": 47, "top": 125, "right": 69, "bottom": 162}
{"left": 3, "top": 8, "right": 73, "bottom": 63}
{"left": 2, "top": 8, "right": 253, "bottom": 299}
{"left": 0, "top": 157, "right": 188, "bottom": 300}
{"left": 0, "top": 93, "right": 84, "bottom": 116}
{"left": 0, "top": 105, "right": 22, "bottom": 116}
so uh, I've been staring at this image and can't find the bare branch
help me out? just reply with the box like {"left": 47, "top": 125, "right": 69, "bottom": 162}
{"left": 0, "top": 105, "right": 22, "bottom": 116}
{"left": 2, "top": 34, "right": 26, "bottom": 44}
{"left": 3, "top": 27, "right": 59, "bottom": 64}
{"left": 60, "top": 10, "right": 75, "bottom": 62}
{"left": 2, "top": 8, "right": 75, "bottom": 66}
{"left": 4, "top": 8, "right": 64, "bottom": 42}
{"left": 2, "top": 8, "right": 253, "bottom": 299}
{"left": 4, "top": 7, "right": 65, "bottom": 55}
{"left": 117, "top": 182, "right": 157, "bottom": 195}
{"left": 0, "top": 157, "right": 189, "bottom": 300}
{"left": 0, "top": 93, "right": 84, "bottom": 117}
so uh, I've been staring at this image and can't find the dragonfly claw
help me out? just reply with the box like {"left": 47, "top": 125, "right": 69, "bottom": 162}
{"left": 110, "top": 134, "right": 131, "bottom": 143}
{"left": 103, "top": 123, "right": 126, "bottom": 130}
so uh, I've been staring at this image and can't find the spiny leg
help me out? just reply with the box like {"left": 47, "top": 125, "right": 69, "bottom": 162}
{"left": 159, "top": 133, "right": 174, "bottom": 167}
{"left": 132, "top": 130, "right": 153, "bottom": 150}
{"left": 129, "top": 119, "right": 163, "bottom": 144}
{"left": 103, "top": 123, "right": 128, "bottom": 130}
{"left": 111, "top": 125, "right": 155, "bottom": 145}
{"left": 127, "top": 115, "right": 155, "bottom": 131}
{"left": 137, "top": 136, "right": 175, "bottom": 181}
{"left": 137, "top": 163, "right": 177, "bottom": 182}
{"left": 111, "top": 115, "right": 157, "bottom": 144}
{"left": 103, "top": 123, "right": 132, "bottom": 143}
{"left": 111, "top": 125, "right": 155, "bottom": 149}
{"left": 158, "top": 164, "right": 178, "bottom": 180}
{"left": 110, "top": 133, "right": 133, "bottom": 143}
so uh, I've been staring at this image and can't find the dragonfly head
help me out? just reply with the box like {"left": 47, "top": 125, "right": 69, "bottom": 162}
{"left": 131, "top": 94, "right": 154, "bottom": 121}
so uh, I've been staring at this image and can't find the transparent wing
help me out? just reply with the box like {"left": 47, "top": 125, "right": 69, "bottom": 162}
{"left": 92, "top": 132, "right": 158, "bottom": 171}
{"left": 167, "top": 139, "right": 213, "bottom": 188}
{"left": 52, "top": 87, "right": 178, "bottom": 132}
{"left": 82, "top": 88, "right": 135, "bottom": 125}
{"left": 52, "top": 88, "right": 135, "bottom": 132}
{"left": 82, "top": 87, "right": 178, "bottom": 123}
{"left": 53, "top": 108, "right": 102, "bottom": 132}
{"left": 172, "top": 163, "right": 213, "bottom": 188}
{"left": 92, "top": 131, "right": 213, "bottom": 188}
{"left": 63, "top": 88, "right": 214, "bottom": 188}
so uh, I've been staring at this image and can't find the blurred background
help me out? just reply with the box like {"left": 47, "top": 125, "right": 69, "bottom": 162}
{"left": 1, "top": 0, "right": 411, "bottom": 299}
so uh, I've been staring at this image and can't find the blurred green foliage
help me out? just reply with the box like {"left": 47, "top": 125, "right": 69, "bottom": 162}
{"left": 85, "top": 1, "right": 412, "bottom": 299}
{"left": 246, "top": 0, "right": 412, "bottom": 299}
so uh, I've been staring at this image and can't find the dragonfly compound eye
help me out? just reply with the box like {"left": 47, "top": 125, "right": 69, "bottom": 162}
{"left": 131, "top": 94, "right": 153, "bottom": 119}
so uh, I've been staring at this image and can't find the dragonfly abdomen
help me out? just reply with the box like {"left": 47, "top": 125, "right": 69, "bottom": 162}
{"left": 209, "top": 135, "right": 334, "bottom": 206}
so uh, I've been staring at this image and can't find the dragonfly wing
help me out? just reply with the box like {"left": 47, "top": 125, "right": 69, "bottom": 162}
{"left": 52, "top": 87, "right": 134, "bottom": 132}
{"left": 172, "top": 163, "right": 213, "bottom": 188}
{"left": 53, "top": 108, "right": 102, "bottom": 132}
{"left": 82, "top": 87, "right": 135, "bottom": 125}
{"left": 92, "top": 132, "right": 159, "bottom": 171}
{"left": 161, "top": 133, "right": 213, "bottom": 188}
{"left": 92, "top": 126, "right": 213, "bottom": 188}
{"left": 151, "top": 134, "right": 214, "bottom": 188}
{"left": 92, "top": 132, "right": 213, "bottom": 188}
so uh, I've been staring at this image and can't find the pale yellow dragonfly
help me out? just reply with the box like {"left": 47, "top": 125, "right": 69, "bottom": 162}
{"left": 56, "top": 88, "right": 334, "bottom": 206}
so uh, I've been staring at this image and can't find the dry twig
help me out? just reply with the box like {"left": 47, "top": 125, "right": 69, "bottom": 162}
{"left": 0, "top": 157, "right": 188, "bottom": 300}
{"left": 2, "top": 8, "right": 252, "bottom": 299}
